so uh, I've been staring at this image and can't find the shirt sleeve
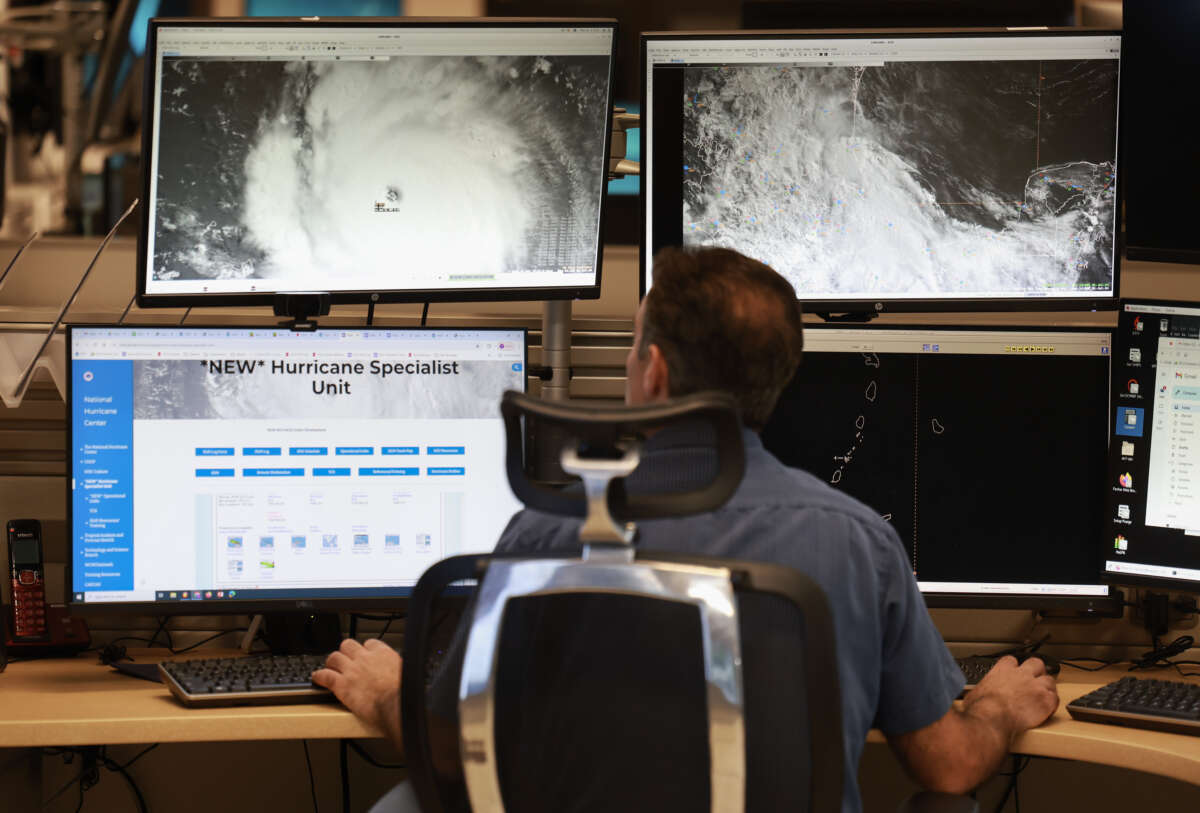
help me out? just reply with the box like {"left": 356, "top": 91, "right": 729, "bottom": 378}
{"left": 871, "top": 525, "right": 966, "bottom": 735}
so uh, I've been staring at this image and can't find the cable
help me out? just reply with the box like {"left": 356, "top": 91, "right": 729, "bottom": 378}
{"left": 114, "top": 744, "right": 159, "bottom": 771}
{"left": 1129, "top": 635, "right": 1195, "bottom": 671}
{"left": 991, "top": 755, "right": 1031, "bottom": 812}
{"left": 99, "top": 749, "right": 149, "bottom": 813}
{"left": 346, "top": 738, "right": 405, "bottom": 770}
{"left": 341, "top": 739, "right": 351, "bottom": 813}
{"left": 1059, "top": 657, "right": 1121, "bottom": 672}
{"left": 965, "top": 633, "right": 1052, "bottom": 662}
{"left": 145, "top": 616, "right": 171, "bottom": 649}
{"left": 302, "top": 740, "right": 319, "bottom": 812}
{"left": 167, "top": 627, "right": 248, "bottom": 655}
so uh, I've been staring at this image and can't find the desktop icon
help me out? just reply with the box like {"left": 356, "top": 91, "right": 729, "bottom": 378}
{"left": 1133, "top": 317, "right": 1143, "bottom": 332}
{"left": 1117, "top": 504, "right": 1131, "bottom": 520}
{"left": 1122, "top": 441, "right": 1135, "bottom": 457}
{"left": 1119, "top": 472, "right": 1134, "bottom": 488}
{"left": 1116, "top": 407, "right": 1144, "bottom": 438}
{"left": 1128, "top": 379, "right": 1140, "bottom": 395}
{"left": 1161, "top": 318, "right": 1170, "bottom": 333}
{"left": 1114, "top": 535, "right": 1128, "bottom": 551}
{"left": 1129, "top": 348, "right": 1142, "bottom": 363}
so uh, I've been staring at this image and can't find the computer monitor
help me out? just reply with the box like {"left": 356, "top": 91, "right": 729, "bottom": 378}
{"left": 761, "top": 325, "right": 1119, "bottom": 609}
{"left": 137, "top": 18, "right": 617, "bottom": 307}
{"left": 1104, "top": 300, "right": 1200, "bottom": 592}
{"left": 1121, "top": 1, "right": 1200, "bottom": 263}
{"left": 66, "top": 325, "right": 527, "bottom": 613}
{"left": 741, "top": 1, "right": 1075, "bottom": 29}
{"left": 642, "top": 30, "right": 1123, "bottom": 312}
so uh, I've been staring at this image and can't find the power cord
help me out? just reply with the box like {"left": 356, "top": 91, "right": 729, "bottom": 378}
{"left": 90, "top": 626, "right": 264, "bottom": 663}
{"left": 1058, "top": 656, "right": 1121, "bottom": 672}
{"left": 302, "top": 740, "right": 319, "bottom": 813}
{"left": 42, "top": 745, "right": 154, "bottom": 813}
{"left": 991, "top": 754, "right": 1032, "bottom": 813}
{"left": 348, "top": 612, "right": 406, "bottom": 641}
{"left": 1129, "top": 634, "right": 1200, "bottom": 676}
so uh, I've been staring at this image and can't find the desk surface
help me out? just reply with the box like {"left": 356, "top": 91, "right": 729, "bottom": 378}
{"left": 0, "top": 649, "right": 380, "bottom": 746}
{"left": 4, "top": 651, "right": 1200, "bottom": 787}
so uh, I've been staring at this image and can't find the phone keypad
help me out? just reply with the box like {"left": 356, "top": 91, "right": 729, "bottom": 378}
{"left": 12, "top": 575, "right": 46, "bottom": 637}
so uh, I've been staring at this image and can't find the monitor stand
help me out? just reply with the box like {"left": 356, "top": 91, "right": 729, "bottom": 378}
{"left": 260, "top": 612, "right": 343, "bottom": 655}
{"left": 812, "top": 311, "right": 879, "bottom": 323}
{"left": 274, "top": 292, "right": 332, "bottom": 331}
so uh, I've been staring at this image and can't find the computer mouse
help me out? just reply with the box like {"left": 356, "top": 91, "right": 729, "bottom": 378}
{"left": 1017, "top": 652, "right": 1061, "bottom": 676}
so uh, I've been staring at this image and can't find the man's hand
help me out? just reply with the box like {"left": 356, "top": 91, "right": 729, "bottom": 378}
{"left": 887, "top": 655, "right": 1059, "bottom": 794}
{"left": 964, "top": 655, "right": 1059, "bottom": 737}
{"left": 312, "top": 638, "right": 404, "bottom": 750}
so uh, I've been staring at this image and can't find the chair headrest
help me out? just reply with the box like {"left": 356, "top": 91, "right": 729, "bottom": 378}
{"left": 501, "top": 390, "right": 746, "bottom": 520}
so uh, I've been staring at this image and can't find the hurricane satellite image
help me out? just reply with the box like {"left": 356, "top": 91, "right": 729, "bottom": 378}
{"left": 680, "top": 59, "right": 1120, "bottom": 299}
{"left": 150, "top": 55, "right": 610, "bottom": 288}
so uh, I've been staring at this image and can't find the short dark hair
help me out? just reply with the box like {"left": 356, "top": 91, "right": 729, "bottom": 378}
{"left": 640, "top": 246, "right": 804, "bottom": 430}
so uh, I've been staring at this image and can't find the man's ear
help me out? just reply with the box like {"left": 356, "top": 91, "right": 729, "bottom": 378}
{"left": 642, "top": 343, "right": 671, "bottom": 402}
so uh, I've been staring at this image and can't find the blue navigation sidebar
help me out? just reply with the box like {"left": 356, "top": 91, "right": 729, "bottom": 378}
{"left": 72, "top": 360, "right": 134, "bottom": 593}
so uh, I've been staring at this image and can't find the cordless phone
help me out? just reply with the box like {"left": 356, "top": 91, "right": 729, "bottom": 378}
{"left": 7, "top": 519, "right": 47, "bottom": 640}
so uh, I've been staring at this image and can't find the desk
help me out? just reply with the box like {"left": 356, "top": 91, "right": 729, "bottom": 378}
{"left": 4, "top": 652, "right": 1200, "bottom": 786}
{"left": 0, "top": 648, "right": 380, "bottom": 747}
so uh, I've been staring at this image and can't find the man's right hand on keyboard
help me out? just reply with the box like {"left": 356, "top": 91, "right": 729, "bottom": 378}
{"left": 313, "top": 638, "right": 404, "bottom": 751}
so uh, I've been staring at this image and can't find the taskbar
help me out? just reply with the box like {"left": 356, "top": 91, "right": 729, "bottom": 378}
{"left": 71, "top": 586, "right": 421, "bottom": 603}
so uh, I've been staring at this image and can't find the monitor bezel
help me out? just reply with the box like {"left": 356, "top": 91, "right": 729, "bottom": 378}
{"left": 136, "top": 17, "right": 619, "bottom": 309}
{"left": 65, "top": 322, "right": 529, "bottom": 616}
{"left": 1102, "top": 297, "right": 1200, "bottom": 596}
{"left": 786, "top": 322, "right": 1122, "bottom": 612}
{"left": 639, "top": 27, "right": 1125, "bottom": 313}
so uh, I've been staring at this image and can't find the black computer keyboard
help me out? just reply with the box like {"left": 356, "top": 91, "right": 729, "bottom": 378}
{"left": 1067, "top": 676, "right": 1200, "bottom": 736}
{"left": 159, "top": 654, "right": 334, "bottom": 707}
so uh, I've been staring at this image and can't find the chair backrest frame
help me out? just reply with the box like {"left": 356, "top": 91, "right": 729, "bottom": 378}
{"left": 458, "top": 554, "right": 747, "bottom": 813}
{"left": 401, "top": 551, "right": 844, "bottom": 813}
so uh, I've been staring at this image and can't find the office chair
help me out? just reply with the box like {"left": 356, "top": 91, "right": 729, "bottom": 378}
{"left": 400, "top": 391, "right": 980, "bottom": 813}
{"left": 400, "top": 390, "right": 843, "bottom": 812}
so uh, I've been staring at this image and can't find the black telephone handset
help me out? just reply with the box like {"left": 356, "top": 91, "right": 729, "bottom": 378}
{"left": 7, "top": 519, "right": 47, "bottom": 641}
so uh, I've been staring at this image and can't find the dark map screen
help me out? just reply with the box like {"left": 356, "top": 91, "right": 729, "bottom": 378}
{"left": 760, "top": 328, "right": 1112, "bottom": 598}
{"left": 142, "top": 24, "right": 614, "bottom": 299}
{"left": 645, "top": 33, "right": 1122, "bottom": 306}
